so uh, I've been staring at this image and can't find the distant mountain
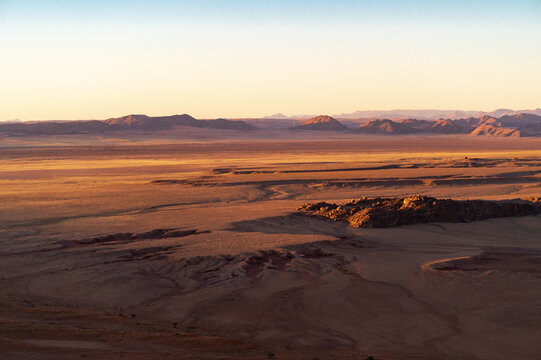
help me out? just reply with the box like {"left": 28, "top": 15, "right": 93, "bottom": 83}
{"left": 104, "top": 114, "right": 200, "bottom": 130}
{"left": 355, "top": 119, "right": 413, "bottom": 134}
{"left": 250, "top": 112, "right": 541, "bottom": 136}
{"left": 203, "top": 118, "right": 256, "bottom": 130}
{"left": 478, "top": 109, "right": 516, "bottom": 118}
{"left": 0, "top": 114, "right": 255, "bottom": 135}
{"left": 292, "top": 115, "right": 348, "bottom": 131}
{"left": 258, "top": 108, "right": 541, "bottom": 121}
{"left": 335, "top": 110, "right": 479, "bottom": 120}
{"left": 400, "top": 119, "right": 431, "bottom": 128}
{"left": 496, "top": 113, "right": 541, "bottom": 129}
{"left": 473, "top": 108, "right": 541, "bottom": 118}
{"left": 349, "top": 113, "right": 541, "bottom": 137}
{"left": 470, "top": 125, "right": 521, "bottom": 137}
{"left": 262, "top": 113, "right": 290, "bottom": 119}
{"left": 429, "top": 119, "right": 470, "bottom": 134}
{"left": 2, "top": 112, "right": 541, "bottom": 138}
{"left": 241, "top": 118, "right": 302, "bottom": 129}
{"left": 0, "top": 120, "right": 109, "bottom": 135}
{"left": 475, "top": 115, "right": 500, "bottom": 126}
{"left": 332, "top": 108, "right": 541, "bottom": 120}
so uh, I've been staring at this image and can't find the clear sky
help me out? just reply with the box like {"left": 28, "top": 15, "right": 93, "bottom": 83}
{"left": 1, "top": 0, "right": 540, "bottom": 120}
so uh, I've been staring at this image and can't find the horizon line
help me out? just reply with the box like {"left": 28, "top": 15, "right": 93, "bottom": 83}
{"left": 3, "top": 107, "right": 541, "bottom": 123}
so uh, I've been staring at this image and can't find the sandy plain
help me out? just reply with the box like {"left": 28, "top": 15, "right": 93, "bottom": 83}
{"left": 1, "top": 136, "right": 541, "bottom": 359}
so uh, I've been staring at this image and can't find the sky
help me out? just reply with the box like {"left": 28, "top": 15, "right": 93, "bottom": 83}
{"left": 0, "top": 0, "right": 540, "bottom": 120}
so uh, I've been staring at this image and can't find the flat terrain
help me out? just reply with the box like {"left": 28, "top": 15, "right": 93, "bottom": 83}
{"left": 1, "top": 137, "right": 541, "bottom": 359}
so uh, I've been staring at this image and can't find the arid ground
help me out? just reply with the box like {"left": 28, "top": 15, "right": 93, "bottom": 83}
{"left": 2, "top": 137, "right": 541, "bottom": 359}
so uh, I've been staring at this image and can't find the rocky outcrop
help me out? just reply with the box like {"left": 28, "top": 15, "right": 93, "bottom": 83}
{"left": 298, "top": 195, "right": 541, "bottom": 228}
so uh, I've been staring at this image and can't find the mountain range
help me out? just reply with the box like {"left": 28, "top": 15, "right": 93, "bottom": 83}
{"left": 262, "top": 108, "right": 541, "bottom": 121}
{"left": 2, "top": 112, "right": 541, "bottom": 137}
{"left": 287, "top": 113, "right": 541, "bottom": 137}
{"left": 0, "top": 114, "right": 254, "bottom": 135}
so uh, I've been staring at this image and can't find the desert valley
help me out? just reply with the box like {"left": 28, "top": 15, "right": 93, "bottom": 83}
{"left": 2, "top": 113, "right": 541, "bottom": 359}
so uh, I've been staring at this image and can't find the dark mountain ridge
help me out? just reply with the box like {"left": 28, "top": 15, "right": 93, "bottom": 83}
{"left": 2, "top": 113, "right": 541, "bottom": 137}
{"left": 0, "top": 114, "right": 255, "bottom": 135}
{"left": 352, "top": 113, "right": 541, "bottom": 137}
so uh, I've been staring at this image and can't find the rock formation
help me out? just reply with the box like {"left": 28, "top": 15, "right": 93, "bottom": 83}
{"left": 298, "top": 195, "right": 541, "bottom": 228}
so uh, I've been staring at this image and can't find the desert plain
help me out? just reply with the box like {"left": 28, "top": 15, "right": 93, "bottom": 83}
{"left": 2, "top": 136, "right": 541, "bottom": 359}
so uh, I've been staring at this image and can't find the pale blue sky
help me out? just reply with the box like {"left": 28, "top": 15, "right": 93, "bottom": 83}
{"left": 1, "top": 1, "right": 540, "bottom": 119}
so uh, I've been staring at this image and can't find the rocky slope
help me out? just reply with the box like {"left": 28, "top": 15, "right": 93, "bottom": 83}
{"left": 298, "top": 195, "right": 541, "bottom": 228}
